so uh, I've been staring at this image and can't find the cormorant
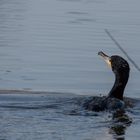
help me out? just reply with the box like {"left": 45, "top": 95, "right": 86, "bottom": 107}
{"left": 84, "top": 51, "right": 130, "bottom": 111}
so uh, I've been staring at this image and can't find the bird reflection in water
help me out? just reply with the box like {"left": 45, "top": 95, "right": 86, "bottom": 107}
{"left": 109, "top": 109, "right": 132, "bottom": 140}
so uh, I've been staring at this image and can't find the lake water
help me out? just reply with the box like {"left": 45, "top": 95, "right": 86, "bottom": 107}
{"left": 0, "top": 0, "right": 140, "bottom": 139}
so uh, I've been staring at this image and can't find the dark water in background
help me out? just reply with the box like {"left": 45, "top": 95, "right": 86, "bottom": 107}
{"left": 0, "top": 0, "right": 140, "bottom": 139}
{"left": 0, "top": 0, "right": 140, "bottom": 96}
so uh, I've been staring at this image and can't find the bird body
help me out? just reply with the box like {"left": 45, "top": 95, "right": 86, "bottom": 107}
{"left": 84, "top": 96, "right": 124, "bottom": 111}
{"left": 84, "top": 51, "right": 130, "bottom": 112}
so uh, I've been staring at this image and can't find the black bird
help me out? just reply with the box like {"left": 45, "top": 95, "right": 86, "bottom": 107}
{"left": 84, "top": 51, "right": 130, "bottom": 111}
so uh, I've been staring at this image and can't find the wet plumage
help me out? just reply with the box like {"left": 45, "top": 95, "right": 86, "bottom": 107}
{"left": 84, "top": 51, "right": 130, "bottom": 111}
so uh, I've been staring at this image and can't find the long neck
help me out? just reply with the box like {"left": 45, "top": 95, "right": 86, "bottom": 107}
{"left": 108, "top": 71, "right": 129, "bottom": 100}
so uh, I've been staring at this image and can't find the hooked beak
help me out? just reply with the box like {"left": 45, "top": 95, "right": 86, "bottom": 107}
{"left": 98, "top": 51, "right": 112, "bottom": 68}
